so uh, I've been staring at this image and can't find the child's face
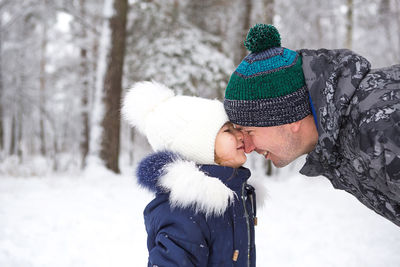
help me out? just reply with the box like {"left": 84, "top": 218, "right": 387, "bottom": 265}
{"left": 214, "top": 123, "right": 247, "bottom": 168}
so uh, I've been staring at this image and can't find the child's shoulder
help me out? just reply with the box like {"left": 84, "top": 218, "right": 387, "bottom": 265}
{"left": 136, "top": 151, "right": 235, "bottom": 217}
{"left": 136, "top": 150, "right": 180, "bottom": 192}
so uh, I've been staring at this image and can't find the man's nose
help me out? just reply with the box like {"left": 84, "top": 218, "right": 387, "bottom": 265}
{"left": 243, "top": 133, "right": 256, "bottom": 153}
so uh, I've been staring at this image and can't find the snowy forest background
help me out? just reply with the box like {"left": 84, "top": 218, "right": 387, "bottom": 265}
{"left": 1, "top": 0, "right": 400, "bottom": 174}
{"left": 1, "top": 0, "right": 400, "bottom": 266}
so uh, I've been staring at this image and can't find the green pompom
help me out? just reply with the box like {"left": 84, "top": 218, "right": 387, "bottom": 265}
{"left": 244, "top": 24, "right": 281, "bottom": 53}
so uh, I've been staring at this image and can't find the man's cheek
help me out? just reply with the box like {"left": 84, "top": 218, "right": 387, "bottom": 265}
{"left": 249, "top": 136, "right": 257, "bottom": 145}
{"left": 253, "top": 137, "right": 266, "bottom": 150}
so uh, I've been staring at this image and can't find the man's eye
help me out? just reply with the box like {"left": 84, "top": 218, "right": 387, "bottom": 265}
{"left": 224, "top": 129, "right": 231, "bottom": 133}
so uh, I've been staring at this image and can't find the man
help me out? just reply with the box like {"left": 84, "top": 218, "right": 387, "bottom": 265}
{"left": 224, "top": 24, "right": 400, "bottom": 226}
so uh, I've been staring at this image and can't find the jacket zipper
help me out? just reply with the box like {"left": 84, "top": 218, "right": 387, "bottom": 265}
{"left": 241, "top": 182, "right": 251, "bottom": 267}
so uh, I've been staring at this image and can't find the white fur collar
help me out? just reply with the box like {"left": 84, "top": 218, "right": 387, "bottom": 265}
{"left": 156, "top": 159, "right": 267, "bottom": 217}
{"left": 159, "top": 159, "right": 235, "bottom": 217}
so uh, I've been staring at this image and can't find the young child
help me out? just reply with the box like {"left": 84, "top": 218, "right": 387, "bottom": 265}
{"left": 122, "top": 81, "right": 261, "bottom": 267}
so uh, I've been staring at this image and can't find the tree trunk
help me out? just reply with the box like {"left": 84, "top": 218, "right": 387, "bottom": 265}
{"left": 52, "top": 137, "right": 59, "bottom": 171}
{"left": 79, "top": 0, "right": 90, "bottom": 168}
{"left": 379, "top": 0, "right": 395, "bottom": 62}
{"left": 80, "top": 48, "right": 90, "bottom": 168}
{"left": 90, "top": 24, "right": 99, "bottom": 111}
{"left": 237, "top": 0, "right": 253, "bottom": 65}
{"left": 345, "top": 0, "right": 353, "bottom": 49}
{"left": 397, "top": 0, "right": 400, "bottom": 57}
{"left": 171, "top": 0, "right": 180, "bottom": 30}
{"left": 0, "top": 17, "right": 4, "bottom": 152}
{"left": 185, "top": 0, "right": 209, "bottom": 32}
{"left": 383, "top": 0, "right": 400, "bottom": 60}
{"left": 39, "top": 21, "right": 47, "bottom": 156}
{"left": 315, "top": 14, "right": 323, "bottom": 48}
{"left": 99, "top": 0, "right": 128, "bottom": 173}
{"left": 9, "top": 115, "right": 15, "bottom": 155}
{"left": 263, "top": 0, "right": 274, "bottom": 24}
{"left": 17, "top": 109, "right": 23, "bottom": 161}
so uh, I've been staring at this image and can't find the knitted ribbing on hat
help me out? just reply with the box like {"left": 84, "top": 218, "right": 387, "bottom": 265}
{"left": 224, "top": 24, "right": 311, "bottom": 126}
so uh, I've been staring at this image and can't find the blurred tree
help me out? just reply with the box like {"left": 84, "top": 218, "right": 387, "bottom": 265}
{"left": 78, "top": 0, "right": 90, "bottom": 168}
{"left": 379, "top": 0, "right": 399, "bottom": 62}
{"left": 263, "top": 0, "right": 275, "bottom": 24}
{"left": 397, "top": 0, "right": 400, "bottom": 57}
{"left": 345, "top": 0, "right": 353, "bottom": 49}
{"left": 39, "top": 5, "right": 48, "bottom": 156}
{"left": 0, "top": 14, "right": 3, "bottom": 153}
{"left": 238, "top": 0, "right": 253, "bottom": 63}
{"left": 98, "top": 0, "right": 128, "bottom": 173}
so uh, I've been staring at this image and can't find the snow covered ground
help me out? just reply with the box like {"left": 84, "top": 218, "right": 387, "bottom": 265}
{"left": 1, "top": 163, "right": 400, "bottom": 267}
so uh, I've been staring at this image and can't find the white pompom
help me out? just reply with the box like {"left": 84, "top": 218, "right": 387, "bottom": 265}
{"left": 121, "top": 81, "right": 175, "bottom": 133}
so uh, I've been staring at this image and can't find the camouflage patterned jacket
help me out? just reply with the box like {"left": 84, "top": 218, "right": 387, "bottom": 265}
{"left": 299, "top": 49, "right": 400, "bottom": 227}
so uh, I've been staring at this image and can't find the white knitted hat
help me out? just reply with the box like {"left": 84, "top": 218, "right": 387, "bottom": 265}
{"left": 121, "top": 81, "right": 228, "bottom": 164}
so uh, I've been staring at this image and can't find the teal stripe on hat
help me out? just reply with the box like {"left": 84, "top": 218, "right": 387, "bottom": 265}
{"left": 235, "top": 48, "right": 297, "bottom": 77}
{"left": 225, "top": 55, "right": 305, "bottom": 100}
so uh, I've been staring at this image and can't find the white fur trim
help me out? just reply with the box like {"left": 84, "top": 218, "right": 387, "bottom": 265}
{"left": 158, "top": 160, "right": 235, "bottom": 217}
{"left": 121, "top": 81, "right": 175, "bottom": 134}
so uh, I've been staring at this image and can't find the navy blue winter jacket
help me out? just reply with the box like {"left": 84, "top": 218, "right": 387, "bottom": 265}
{"left": 136, "top": 151, "right": 259, "bottom": 267}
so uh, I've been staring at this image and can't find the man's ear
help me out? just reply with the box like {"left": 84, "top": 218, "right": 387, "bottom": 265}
{"left": 289, "top": 120, "right": 302, "bottom": 133}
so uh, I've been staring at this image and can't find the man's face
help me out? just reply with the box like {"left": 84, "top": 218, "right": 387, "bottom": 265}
{"left": 234, "top": 124, "right": 301, "bottom": 168}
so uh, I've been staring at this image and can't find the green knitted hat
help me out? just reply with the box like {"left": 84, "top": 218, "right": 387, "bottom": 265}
{"left": 224, "top": 24, "right": 311, "bottom": 127}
